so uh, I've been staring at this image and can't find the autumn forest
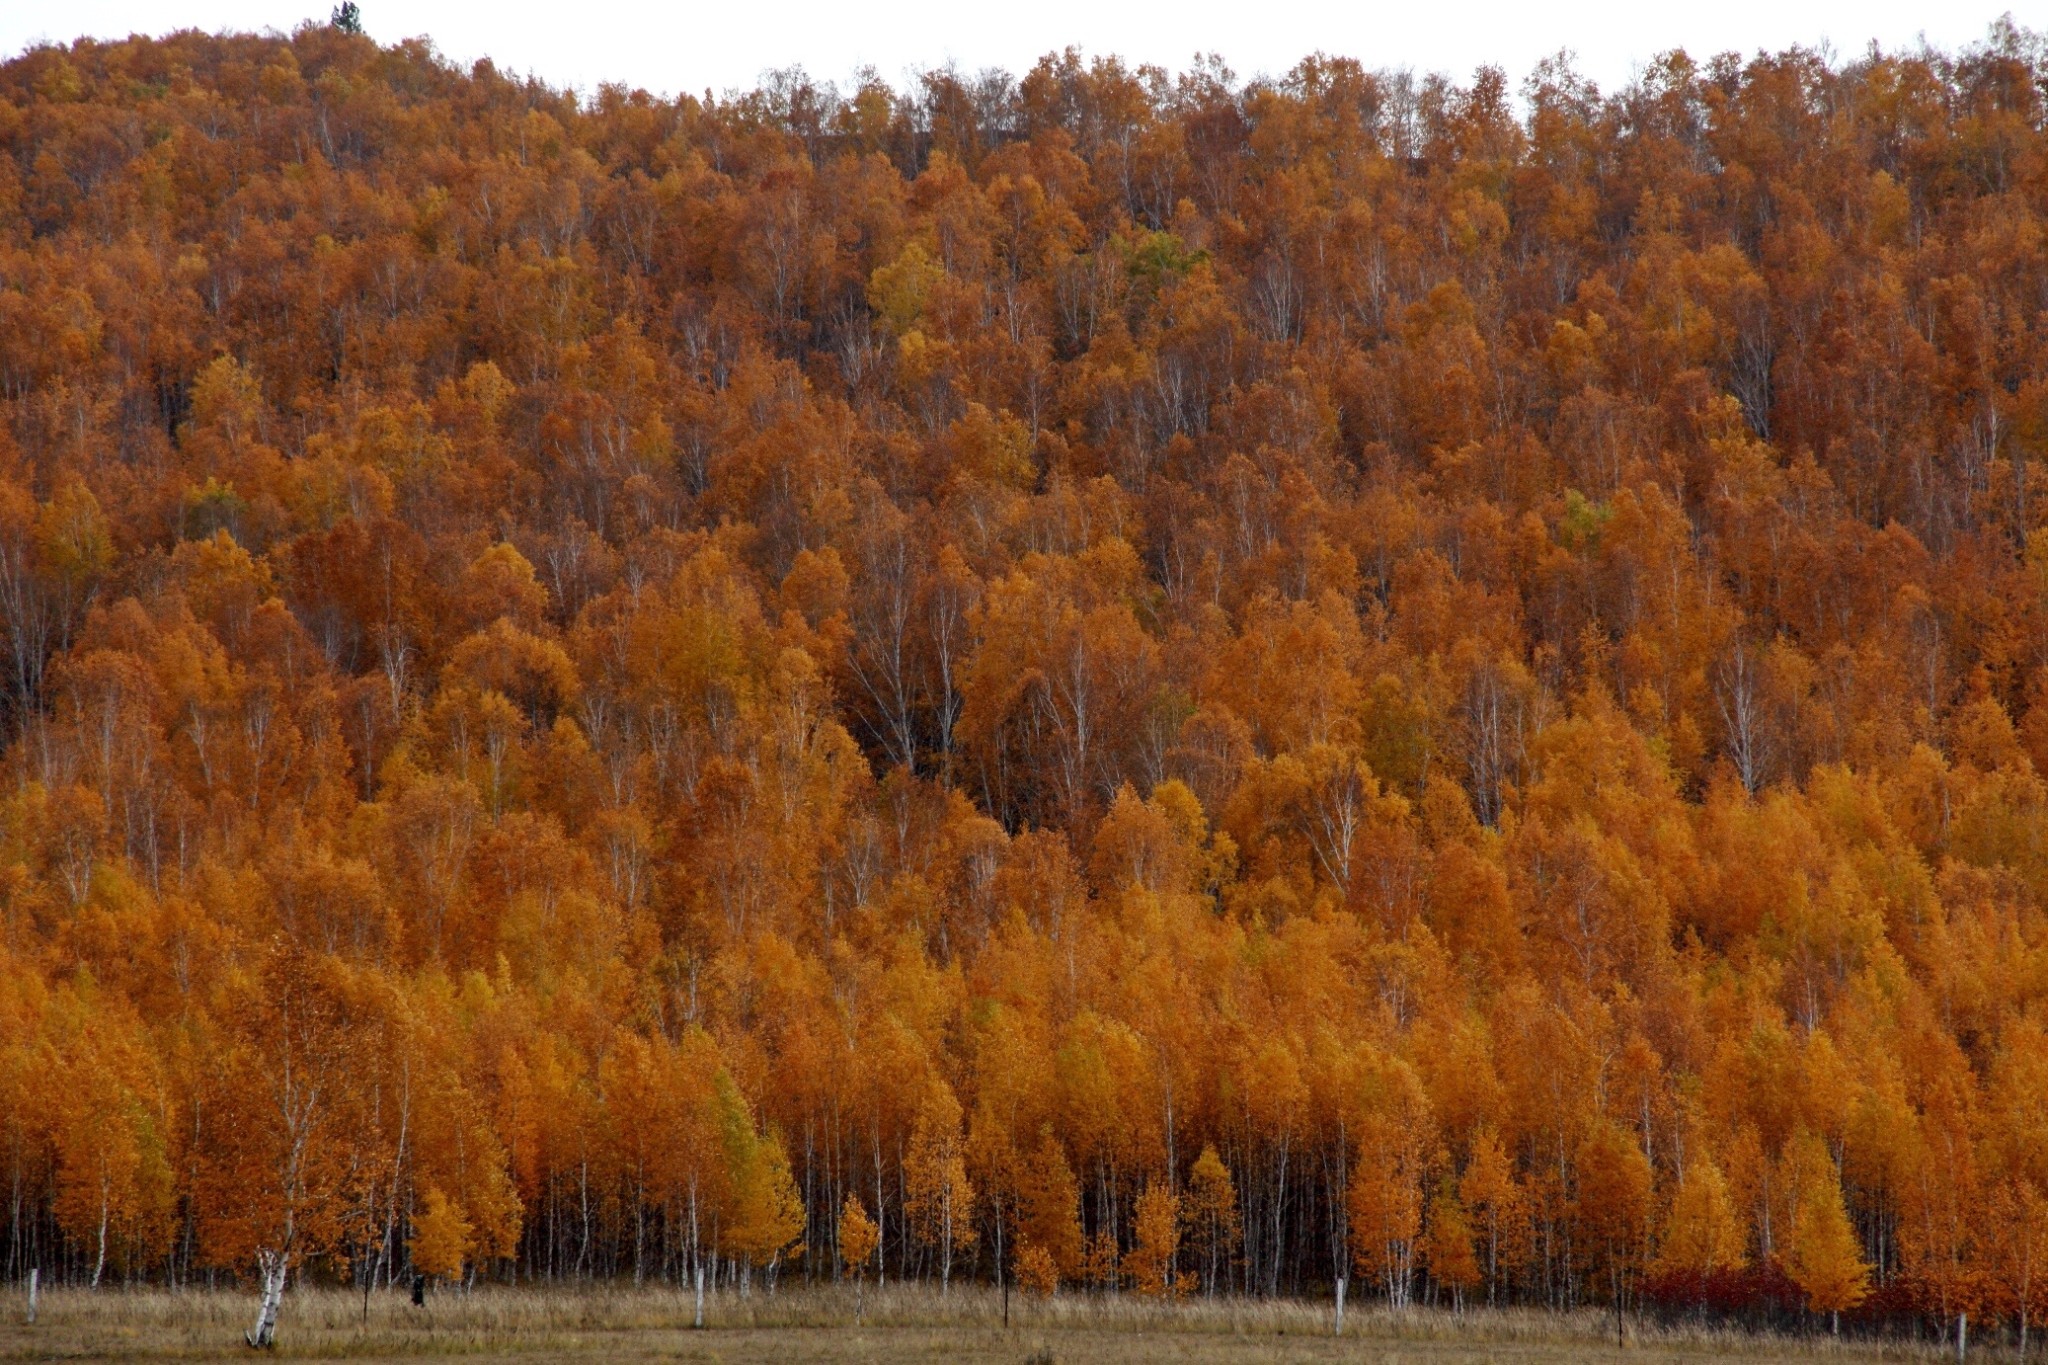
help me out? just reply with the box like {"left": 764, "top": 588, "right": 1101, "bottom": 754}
{"left": 2, "top": 14, "right": 2048, "bottom": 1350}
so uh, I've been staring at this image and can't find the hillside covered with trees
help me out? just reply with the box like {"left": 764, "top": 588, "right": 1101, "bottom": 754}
{"left": 2, "top": 16, "right": 2048, "bottom": 1346}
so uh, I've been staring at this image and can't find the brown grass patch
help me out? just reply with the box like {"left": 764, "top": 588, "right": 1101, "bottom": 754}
{"left": 0, "top": 1283, "right": 1955, "bottom": 1363}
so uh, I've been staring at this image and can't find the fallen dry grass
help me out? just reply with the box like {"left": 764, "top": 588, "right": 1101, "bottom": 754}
{"left": 0, "top": 1282, "right": 1961, "bottom": 1363}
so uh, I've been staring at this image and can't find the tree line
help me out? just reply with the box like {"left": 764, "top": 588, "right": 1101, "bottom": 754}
{"left": 2, "top": 17, "right": 2047, "bottom": 1349}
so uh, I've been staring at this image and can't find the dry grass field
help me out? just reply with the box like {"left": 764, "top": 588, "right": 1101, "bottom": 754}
{"left": 0, "top": 1285, "right": 1963, "bottom": 1364}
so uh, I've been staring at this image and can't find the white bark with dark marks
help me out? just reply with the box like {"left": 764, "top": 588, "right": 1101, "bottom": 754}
{"left": 245, "top": 1249, "right": 285, "bottom": 1348}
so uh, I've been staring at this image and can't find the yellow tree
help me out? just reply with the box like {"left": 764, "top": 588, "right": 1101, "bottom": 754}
{"left": 196, "top": 940, "right": 384, "bottom": 1349}
{"left": 1782, "top": 1130, "right": 1869, "bottom": 1334}
{"left": 46, "top": 997, "right": 174, "bottom": 1287}
{"left": 409, "top": 1186, "right": 471, "bottom": 1284}
{"left": 1986, "top": 1177, "right": 2048, "bottom": 1361}
{"left": 1184, "top": 1143, "right": 1242, "bottom": 1298}
{"left": 903, "top": 1081, "right": 976, "bottom": 1290}
{"left": 1015, "top": 1242, "right": 1060, "bottom": 1298}
{"left": 1986, "top": 1022, "right": 2048, "bottom": 1361}
{"left": 1349, "top": 1060, "right": 1431, "bottom": 1308}
{"left": 724, "top": 1125, "right": 806, "bottom": 1292}
{"left": 1458, "top": 1126, "right": 1528, "bottom": 1307}
{"left": 1575, "top": 1121, "right": 1652, "bottom": 1339}
{"left": 1652, "top": 1154, "right": 1747, "bottom": 1297}
{"left": 1015, "top": 1130, "right": 1083, "bottom": 1285}
{"left": 1127, "top": 1183, "right": 1183, "bottom": 1296}
{"left": 837, "top": 1193, "right": 880, "bottom": 1323}
{"left": 1421, "top": 1182, "right": 1480, "bottom": 1311}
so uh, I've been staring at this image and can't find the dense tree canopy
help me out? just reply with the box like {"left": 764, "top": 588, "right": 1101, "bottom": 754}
{"left": 3, "top": 17, "right": 2048, "bottom": 1341}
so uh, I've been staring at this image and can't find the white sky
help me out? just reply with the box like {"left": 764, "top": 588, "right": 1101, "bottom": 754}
{"left": 0, "top": 1, "right": 2022, "bottom": 102}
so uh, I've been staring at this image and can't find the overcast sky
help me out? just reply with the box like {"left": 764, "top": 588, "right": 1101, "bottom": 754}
{"left": 1, "top": 1, "right": 2024, "bottom": 101}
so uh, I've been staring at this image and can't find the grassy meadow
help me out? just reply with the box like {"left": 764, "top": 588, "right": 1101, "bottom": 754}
{"left": 0, "top": 1284, "right": 1969, "bottom": 1363}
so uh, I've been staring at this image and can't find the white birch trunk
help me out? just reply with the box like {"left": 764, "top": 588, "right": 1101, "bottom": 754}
{"left": 246, "top": 1250, "right": 286, "bottom": 1348}
{"left": 25, "top": 1268, "right": 36, "bottom": 1325}
{"left": 940, "top": 1188, "right": 952, "bottom": 1292}
{"left": 92, "top": 1188, "right": 108, "bottom": 1288}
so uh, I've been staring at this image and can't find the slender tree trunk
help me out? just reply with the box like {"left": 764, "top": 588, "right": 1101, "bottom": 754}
{"left": 633, "top": 1172, "right": 645, "bottom": 1287}
{"left": 245, "top": 1250, "right": 285, "bottom": 1348}
{"left": 25, "top": 1268, "right": 36, "bottom": 1325}
{"left": 91, "top": 1189, "right": 107, "bottom": 1288}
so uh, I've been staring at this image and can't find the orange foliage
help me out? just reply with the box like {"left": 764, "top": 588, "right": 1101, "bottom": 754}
{"left": 2, "top": 21, "right": 2048, "bottom": 1340}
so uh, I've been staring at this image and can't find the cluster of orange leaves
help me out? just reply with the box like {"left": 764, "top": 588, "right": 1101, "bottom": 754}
{"left": 2, "top": 17, "right": 2048, "bottom": 1335}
